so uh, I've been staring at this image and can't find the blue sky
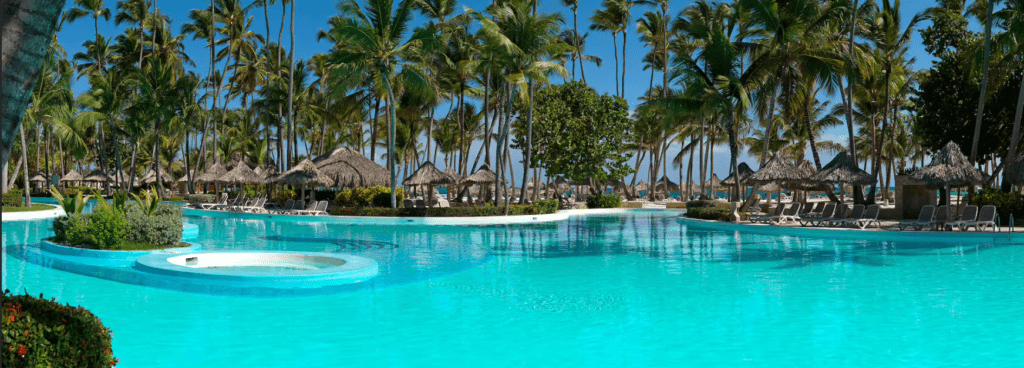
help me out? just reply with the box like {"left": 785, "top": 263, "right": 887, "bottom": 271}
{"left": 55, "top": 0, "right": 954, "bottom": 183}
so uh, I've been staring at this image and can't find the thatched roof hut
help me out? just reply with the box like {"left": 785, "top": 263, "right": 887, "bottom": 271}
{"left": 195, "top": 163, "right": 229, "bottom": 183}
{"left": 254, "top": 165, "right": 280, "bottom": 179}
{"left": 462, "top": 164, "right": 497, "bottom": 185}
{"left": 313, "top": 147, "right": 389, "bottom": 187}
{"left": 444, "top": 167, "right": 463, "bottom": 183}
{"left": 788, "top": 161, "right": 831, "bottom": 191}
{"left": 82, "top": 169, "right": 112, "bottom": 183}
{"left": 29, "top": 172, "right": 47, "bottom": 183}
{"left": 404, "top": 161, "right": 456, "bottom": 186}
{"left": 909, "top": 141, "right": 987, "bottom": 187}
{"left": 653, "top": 176, "right": 679, "bottom": 192}
{"left": 703, "top": 174, "right": 722, "bottom": 188}
{"left": 809, "top": 151, "right": 875, "bottom": 186}
{"left": 748, "top": 156, "right": 802, "bottom": 183}
{"left": 61, "top": 170, "right": 84, "bottom": 183}
{"left": 722, "top": 162, "right": 755, "bottom": 185}
{"left": 274, "top": 159, "right": 334, "bottom": 187}
{"left": 635, "top": 179, "right": 649, "bottom": 191}
{"left": 141, "top": 170, "right": 174, "bottom": 185}
{"left": 217, "top": 164, "right": 264, "bottom": 185}
{"left": 176, "top": 170, "right": 197, "bottom": 183}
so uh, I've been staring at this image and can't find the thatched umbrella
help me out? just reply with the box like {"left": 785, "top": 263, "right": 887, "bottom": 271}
{"left": 195, "top": 163, "right": 229, "bottom": 183}
{"left": 635, "top": 179, "right": 649, "bottom": 191}
{"left": 810, "top": 151, "right": 875, "bottom": 186}
{"left": 60, "top": 170, "right": 83, "bottom": 185}
{"left": 141, "top": 170, "right": 174, "bottom": 186}
{"left": 274, "top": 159, "right": 334, "bottom": 202}
{"left": 722, "top": 162, "right": 755, "bottom": 186}
{"left": 217, "top": 164, "right": 264, "bottom": 186}
{"left": 910, "top": 141, "right": 987, "bottom": 207}
{"left": 703, "top": 174, "right": 722, "bottom": 188}
{"left": 29, "top": 172, "right": 47, "bottom": 183}
{"left": 654, "top": 176, "right": 680, "bottom": 193}
{"left": 462, "top": 164, "right": 497, "bottom": 185}
{"left": 314, "top": 147, "right": 390, "bottom": 188}
{"left": 910, "top": 141, "right": 987, "bottom": 188}
{"left": 226, "top": 152, "right": 256, "bottom": 171}
{"left": 788, "top": 161, "right": 831, "bottom": 192}
{"left": 82, "top": 169, "right": 111, "bottom": 183}
{"left": 403, "top": 162, "right": 456, "bottom": 207}
{"left": 748, "top": 156, "right": 801, "bottom": 183}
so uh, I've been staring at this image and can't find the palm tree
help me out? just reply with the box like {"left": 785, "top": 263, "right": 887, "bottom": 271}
{"left": 328, "top": 0, "right": 437, "bottom": 208}
{"left": 470, "top": 0, "right": 569, "bottom": 208}
{"left": 561, "top": 0, "right": 580, "bottom": 77}
{"left": 590, "top": 6, "right": 621, "bottom": 96}
{"left": 998, "top": 0, "right": 1024, "bottom": 190}
{"left": 969, "top": 0, "right": 996, "bottom": 164}
{"left": 558, "top": 30, "right": 603, "bottom": 84}
{"left": 65, "top": 0, "right": 113, "bottom": 192}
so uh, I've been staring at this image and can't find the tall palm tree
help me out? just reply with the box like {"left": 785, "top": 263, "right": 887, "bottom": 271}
{"left": 995, "top": 0, "right": 1024, "bottom": 189}
{"left": 561, "top": 0, "right": 580, "bottom": 77}
{"left": 969, "top": 0, "right": 996, "bottom": 164}
{"left": 590, "top": 6, "right": 621, "bottom": 96}
{"left": 328, "top": 0, "right": 437, "bottom": 208}
{"left": 65, "top": 0, "right": 113, "bottom": 192}
{"left": 470, "top": 0, "right": 569, "bottom": 208}
{"left": 558, "top": 30, "right": 602, "bottom": 83}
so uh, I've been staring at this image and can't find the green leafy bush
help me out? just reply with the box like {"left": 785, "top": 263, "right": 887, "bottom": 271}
{"left": 63, "top": 215, "right": 95, "bottom": 247}
{"left": 971, "top": 187, "right": 1023, "bottom": 225}
{"left": 534, "top": 200, "right": 559, "bottom": 214}
{"left": 272, "top": 189, "right": 296, "bottom": 206}
{"left": 124, "top": 204, "right": 183, "bottom": 247}
{"left": 586, "top": 194, "right": 622, "bottom": 209}
{"left": 2, "top": 189, "right": 25, "bottom": 207}
{"left": 685, "top": 200, "right": 715, "bottom": 209}
{"left": 334, "top": 186, "right": 405, "bottom": 208}
{"left": 187, "top": 194, "right": 217, "bottom": 204}
{"left": 2, "top": 290, "right": 118, "bottom": 367}
{"left": 684, "top": 207, "right": 749, "bottom": 222}
{"left": 52, "top": 214, "right": 89, "bottom": 243}
{"left": 86, "top": 208, "right": 127, "bottom": 250}
{"left": 332, "top": 207, "right": 401, "bottom": 217}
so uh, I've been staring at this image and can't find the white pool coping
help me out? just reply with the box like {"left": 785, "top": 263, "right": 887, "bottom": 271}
{"left": 1, "top": 204, "right": 65, "bottom": 222}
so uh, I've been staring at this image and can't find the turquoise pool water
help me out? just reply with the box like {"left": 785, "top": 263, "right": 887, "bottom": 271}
{"left": 3, "top": 210, "right": 1023, "bottom": 367}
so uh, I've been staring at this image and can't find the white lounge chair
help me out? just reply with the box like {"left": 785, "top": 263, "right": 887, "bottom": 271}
{"left": 799, "top": 202, "right": 836, "bottom": 227}
{"left": 835, "top": 204, "right": 865, "bottom": 227}
{"left": 200, "top": 193, "right": 228, "bottom": 210}
{"left": 294, "top": 200, "right": 319, "bottom": 215}
{"left": 946, "top": 205, "right": 978, "bottom": 231}
{"left": 960, "top": 205, "right": 997, "bottom": 232}
{"left": 930, "top": 205, "right": 951, "bottom": 231}
{"left": 848, "top": 204, "right": 881, "bottom": 229}
{"left": 898, "top": 205, "right": 935, "bottom": 231}
{"left": 750, "top": 203, "right": 785, "bottom": 223}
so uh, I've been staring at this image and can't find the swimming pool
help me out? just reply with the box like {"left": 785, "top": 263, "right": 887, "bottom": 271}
{"left": 3, "top": 210, "right": 1022, "bottom": 367}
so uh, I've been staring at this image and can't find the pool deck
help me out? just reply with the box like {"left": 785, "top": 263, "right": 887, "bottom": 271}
{"left": 1, "top": 204, "right": 65, "bottom": 222}
{"left": 182, "top": 207, "right": 639, "bottom": 226}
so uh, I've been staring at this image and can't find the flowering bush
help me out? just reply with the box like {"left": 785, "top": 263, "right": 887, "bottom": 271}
{"left": 2, "top": 290, "right": 118, "bottom": 367}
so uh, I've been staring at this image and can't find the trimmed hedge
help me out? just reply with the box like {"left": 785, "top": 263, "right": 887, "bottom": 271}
{"left": 586, "top": 194, "right": 622, "bottom": 209}
{"left": 87, "top": 208, "right": 128, "bottom": 250}
{"left": 3, "top": 189, "right": 25, "bottom": 207}
{"left": 685, "top": 200, "right": 716, "bottom": 209}
{"left": 684, "top": 206, "right": 750, "bottom": 222}
{"left": 187, "top": 194, "right": 217, "bottom": 204}
{"left": 124, "top": 204, "right": 183, "bottom": 247}
{"left": 2, "top": 290, "right": 118, "bottom": 367}
{"left": 331, "top": 200, "right": 560, "bottom": 217}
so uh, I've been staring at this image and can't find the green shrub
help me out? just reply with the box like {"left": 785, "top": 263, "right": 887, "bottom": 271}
{"left": 51, "top": 214, "right": 89, "bottom": 243}
{"left": 685, "top": 200, "right": 715, "bottom": 209}
{"left": 187, "top": 194, "right": 217, "bottom": 204}
{"left": 971, "top": 187, "right": 1024, "bottom": 225}
{"left": 124, "top": 204, "right": 183, "bottom": 247}
{"left": 63, "top": 215, "right": 94, "bottom": 247}
{"left": 2, "top": 189, "right": 25, "bottom": 207}
{"left": 332, "top": 207, "right": 401, "bottom": 217}
{"left": 2, "top": 290, "right": 117, "bottom": 367}
{"left": 272, "top": 189, "right": 296, "bottom": 206}
{"left": 87, "top": 208, "right": 127, "bottom": 250}
{"left": 586, "top": 194, "right": 622, "bottom": 209}
{"left": 334, "top": 186, "right": 405, "bottom": 208}
{"left": 534, "top": 200, "right": 559, "bottom": 214}
{"left": 684, "top": 206, "right": 750, "bottom": 222}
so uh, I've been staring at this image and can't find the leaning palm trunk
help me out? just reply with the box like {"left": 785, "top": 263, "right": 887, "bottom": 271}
{"left": 20, "top": 126, "right": 32, "bottom": 206}
{"left": 519, "top": 80, "right": 534, "bottom": 204}
{"left": 1, "top": 0, "right": 67, "bottom": 165}
{"left": 1001, "top": 77, "right": 1024, "bottom": 191}
{"left": 970, "top": 0, "right": 996, "bottom": 164}
{"left": 383, "top": 74, "right": 398, "bottom": 208}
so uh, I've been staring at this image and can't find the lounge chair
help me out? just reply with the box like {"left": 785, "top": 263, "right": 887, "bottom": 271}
{"left": 403, "top": 199, "right": 415, "bottom": 209}
{"left": 930, "top": 205, "right": 951, "bottom": 231}
{"left": 776, "top": 203, "right": 803, "bottom": 224}
{"left": 946, "top": 205, "right": 978, "bottom": 231}
{"left": 748, "top": 198, "right": 764, "bottom": 216}
{"left": 240, "top": 198, "right": 266, "bottom": 213}
{"left": 437, "top": 198, "right": 450, "bottom": 208}
{"left": 898, "top": 205, "right": 936, "bottom": 231}
{"left": 960, "top": 205, "right": 998, "bottom": 232}
{"left": 200, "top": 193, "right": 228, "bottom": 210}
{"left": 277, "top": 199, "right": 295, "bottom": 211}
{"left": 277, "top": 200, "right": 304, "bottom": 214}
{"left": 834, "top": 204, "right": 865, "bottom": 227}
{"left": 306, "top": 201, "right": 329, "bottom": 216}
{"left": 294, "top": 200, "right": 319, "bottom": 215}
{"left": 415, "top": 199, "right": 426, "bottom": 208}
{"left": 848, "top": 204, "right": 881, "bottom": 229}
{"left": 750, "top": 203, "right": 785, "bottom": 223}
{"left": 799, "top": 202, "right": 836, "bottom": 227}
{"left": 803, "top": 202, "right": 824, "bottom": 217}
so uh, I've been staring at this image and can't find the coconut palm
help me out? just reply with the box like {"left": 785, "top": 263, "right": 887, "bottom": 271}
{"left": 327, "top": 0, "right": 437, "bottom": 208}
{"left": 968, "top": 0, "right": 996, "bottom": 163}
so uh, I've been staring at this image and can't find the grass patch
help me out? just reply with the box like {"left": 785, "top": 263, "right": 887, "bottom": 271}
{"left": 112, "top": 241, "right": 191, "bottom": 251}
{"left": 2, "top": 204, "right": 53, "bottom": 213}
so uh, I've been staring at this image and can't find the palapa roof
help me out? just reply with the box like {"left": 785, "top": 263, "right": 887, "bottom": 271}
{"left": 635, "top": 179, "right": 649, "bottom": 191}
{"left": 274, "top": 159, "right": 334, "bottom": 187}
{"left": 653, "top": 176, "right": 679, "bottom": 192}
{"left": 788, "top": 161, "right": 831, "bottom": 191}
{"left": 176, "top": 170, "right": 197, "bottom": 183}
{"left": 195, "top": 163, "right": 229, "bottom": 183}
{"left": 809, "top": 151, "right": 875, "bottom": 186}
{"left": 313, "top": 147, "right": 389, "bottom": 187}
{"left": 748, "top": 156, "right": 803, "bottom": 183}
{"left": 217, "top": 164, "right": 264, "bottom": 185}
{"left": 29, "top": 172, "right": 47, "bottom": 183}
{"left": 404, "top": 161, "right": 456, "bottom": 186}
{"left": 254, "top": 165, "right": 280, "bottom": 179}
{"left": 462, "top": 164, "right": 497, "bottom": 185}
{"left": 703, "top": 174, "right": 722, "bottom": 188}
{"left": 61, "top": 170, "right": 83, "bottom": 182}
{"left": 444, "top": 167, "right": 463, "bottom": 183}
{"left": 909, "top": 141, "right": 987, "bottom": 187}
{"left": 722, "top": 162, "right": 756, "bottom": 185}
{"left": 82, "top": 169, "right": 112, "bottom": 183}
{"left": 141, "top": 170, "right": 174, "bottom": 185}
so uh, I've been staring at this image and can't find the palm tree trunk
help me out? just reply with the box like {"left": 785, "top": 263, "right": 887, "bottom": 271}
{"left": 287, "top": 0, "right": 296, "bottom": 169}
{"left": 621, "top": 26, "right": 628, "bottom": 100}
{"left": 969, "top": 0, "right": 995, "bottom": 164}
{"left": 519, "top": 80, "right": 534, "bottom": 204}
{"left": 1, "top": 0, "right": 67, "bottom": 165}
{"left": 20, "top": 125, "right": 32, "bottom": 206}
{"left": 612, "top": 32, "right": 619, "bottom": 97}
{"left": 761, "top": 86, "right": 778, "bottom": 164}
{"left": 1001, "top": 75, "right": 1024, "bottom": 191}
{"left": 383, "top": 74, "right": 398, "bottom": 208}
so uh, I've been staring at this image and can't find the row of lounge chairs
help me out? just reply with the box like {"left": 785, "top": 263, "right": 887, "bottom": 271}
{"left": 196, "top": 193, "right": 328, "bottom": 216}
{"left": 898, "top": 205, "right": 997, "bottom": 232}
{"left": 752, "top": 202, "right": 881, "bottom": 229}
{"left": 275, "top": 199, "right": 329, "bottom": 216}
